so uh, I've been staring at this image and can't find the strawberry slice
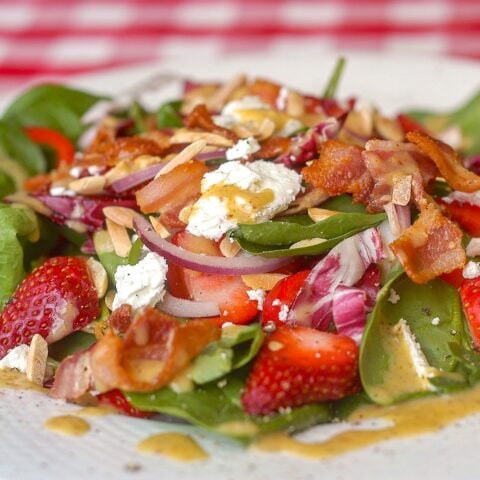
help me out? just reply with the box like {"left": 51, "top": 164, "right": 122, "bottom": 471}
{"left": 0, "top": 257, "right": 99, "bottom": 358}
{"left": 166, "top": 230, "right": 258, "bottom": 325}
{"left": 262, "top": 270, "right": 310, "bottom": 328}
{"left": 460, "top": 277, "right": 480, "bottom": 349}
{"left": 439, "top": 199, "right": 480, "bottom": 237}
{"left": 96, "top": 389, "right": 152, "bottom": 418}
{"left": 241, "top": 326, "right": 360, "bottom": 415}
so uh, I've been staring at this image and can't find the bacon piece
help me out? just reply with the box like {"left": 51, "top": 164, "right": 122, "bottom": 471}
{"left": 89, "top": 307, "right": 220, "bottom": 392}
{"left": 184, "top": 104, "right": 237, "bottom": 141}
{"left": 249, "top": 78, "right": 281, "bottom": 107}
{"left": 390, "top": 203, "right": 466, "bottom": 284}
{"left": 254, "top": 136, "right": 291, "bottom": 159}
{"left": 302, "top": 140, "right": 373, "bottom": 204}
{"left": 109, "top": 304, "right": 133, "bottom": 335}
{"left": 50, "top": 349, "right": 93, "bottom": 401}
{"left": 407, "top": 131, "right": 480, "bottom": 193}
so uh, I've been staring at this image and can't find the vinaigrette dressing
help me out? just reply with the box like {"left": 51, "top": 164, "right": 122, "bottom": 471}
{"left": 44, "top": 415, "right": 90, "bottom": 436}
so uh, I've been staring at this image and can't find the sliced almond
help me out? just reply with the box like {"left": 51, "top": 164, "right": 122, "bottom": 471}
{"left": 207, "top": 73, "right": 247, "bottom": 111}
{"left": 65, "top": 220, "right": 88, "bottom": 233}
{"left": 104, "top": 289, "right": 116, "bottom": 310}
{"left": 289, "top": 238, "right": 326, "bottom": 249}
{"left": 178, "top": 204, "right": 193, "bottom": 224}
{"left": 106, "top": 219, "right": 132, "bottom": 257}
{"left": 219, "top": 237, "right": 241, "bottom": 258}
{"left": 241, "top": 273, "right": 287, "bottom": 291}
{"left": 392, "top": 175, "right": 412, "bottom": 206}
{"left": 286, "top": 90, "right": 305, "bottom": 117}
{"left": 256, "top": 118, "right": 276, "bottom": 140}
{"left": 6, "top": 192, "right": 52, "bottom": 217}
{"left": 149, "top": 216, "right": 171, "bottom": 238}
{"left": 374, "top": 112, "right": 404, "bottom": 142}
{"left": 232, "top": 123, "right": 257, "bottom": 139}
{"left": 69, "top": 175, "right": 106, "bottom": 195}
{"left": 87, "top": 258, "right": 108, "bottom": 298}
{"left": 282, "top": 187, "right": 329, "bottom": 216}
{"left": 307, "top": 207, "right": 340, "bottom": 223}
{"left": 170, "top": 129, "right": 233, "bottom": 148}
{"left": 154, "top": 140, "right": 207, "bottom": 179}
{"left": 103, "top": 206, "right": 137, "bottom": 229}
{"left": 26, "top": 334, "right": 48, "bottom": 386}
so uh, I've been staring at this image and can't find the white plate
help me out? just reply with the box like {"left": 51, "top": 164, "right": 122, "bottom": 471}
{"left": 1, "top": 51, "right": 480, "bottom": 480}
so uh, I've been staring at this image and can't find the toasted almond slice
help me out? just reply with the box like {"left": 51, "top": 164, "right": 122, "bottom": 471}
{"left": 103, "top": 206, "right": 137, "bottom": 229}
{"left": 26, "top": 334, "right": 48, "bottom": 386}
{"left": 232, "top": 123, "right": 257, "bottom": 139}
{"left": 170, "top": 129, "right": 233, "bottom": 148}
{"left": 256, "top": 118, "right": 276, "bottom": 140}
{"left": 106, "top": 219, "right": 132, "bottom": 257}
{"left": 178, "top": 204, "right": 193, "bottom": 224}
{"left": 207, "top": 73, "right": 247, "bottom": 111}
{"left": 241, "top": 273, "right": 287, "bottom": 291}
{"left": 282, "top": 187, "right": 330, "bottom": 216}
{"left": 154, "top": 140, "right": 207, "bottom": 179}
{"left": 6, "top": 192, "right": 52, "bottom": 217}
{"left": 149, "top": 216, "right": 171, "bottom": 238}
{"left": 374, "top": 112, "right": 404, "bottom": 142}
{"left": 69, "top": 175, "right": 106, "bottom": 195}
{"left": 392, "top": 175, "right": 412, "bottom": 206}
{"left": 219, "top": 237, "right": 241, "bottom": 258}
{"left": 104, "top": 289, "right": 116, "bottom": 311}
{"left": 65, "top": 220, "right": 88, "bottom": 233}
{"left": 87, "top": 258, "right": 108, "bottom": 298}
{"left": 286, "top": 90, "right": 305, "bottom": 117}
{"left": 307, "top": 207, "right": 340, "bottom": 223}
{"left": 289, "top": 238, "right": 326, "bottom": 249}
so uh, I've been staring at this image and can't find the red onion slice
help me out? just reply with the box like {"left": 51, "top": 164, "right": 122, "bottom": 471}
{"left": 196, "top": 149, "right": 226, "bottom": 162}
{"left": 134, "top": 214, "right": 294, "bottom": 275}
{"left": 110, "top": 163, "right": 165, "bottom": 193}
{"left": 157, "top": 293, "right": 220, "bottom": 317}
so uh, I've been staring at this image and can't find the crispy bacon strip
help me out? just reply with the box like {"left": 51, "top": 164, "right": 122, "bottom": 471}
{"left": 254, "top": 136, "right": 291, "bottom": 159}
{"left": 184, "top": 104, "right": 237, "bottom": 141}
{"left": 407, "top": 131, "right": 480, "bottom": 193}
{"left": 390, "top": 203, "right": 466, "bottom": 284}
{"left": 89, "top": 307, "right": 220, "bottom": 392}
{"left": 302, "top": 140, "right": 373, "bottom": 204}
{"left": 50, "top": 349, "right": 93, "bottom": 401}
{"left": 249, "top": 78, "right": 281, "bottom": 107}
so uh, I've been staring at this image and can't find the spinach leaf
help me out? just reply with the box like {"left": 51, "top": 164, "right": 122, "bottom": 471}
{"left": 190, "top": 323, "right": 264, "bottom": 384}
{"left": 157, "top": 100, "right": 183, "bottom": 128}
{"left": 322, "top": 57, "right": 346, "bottom": 99}
{"left": 126, "top": 370, "right": 330, "bottom": 441}
{"left": 408, "top": 91, "right": 480, "bottom": 156}
{"left": 3, "top": 84, "right": 105, "bottom": 143}
{"left": 49, "top": 331, "right": 96, "bottom": 361}
{"left": 0, "top": 120, "right": 47, "bottom": 175}
{"left": 319, "top": 194, "right": 367, "bottom": 213}
{"left": 0, "top": 204, "right": 40, "bottom": 308}
{"left": 232, "top": 212, "right": 385, "bottom": 257}
{"left": 360, "top": 272, "right": 480, "bottom": 405}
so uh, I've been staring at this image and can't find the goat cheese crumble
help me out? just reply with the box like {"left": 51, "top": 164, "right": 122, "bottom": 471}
{"left": 186, "top": 160, "right": 302, "bottom": 240}
{"left": 226, "top": 137, "right": 260, "bottom": 161}
{"left": 113, "top": 252, "right": 168, "bottom": 311}
{"left": 0, "top": 344, "right": 29, "bottom": 373}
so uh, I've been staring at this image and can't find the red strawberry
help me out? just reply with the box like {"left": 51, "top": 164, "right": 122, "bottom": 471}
{"left": 460, "top": 277, "right": 480, "bottom": 349}
{"left": 262, "top": 270, "right": 310, "bottom": 328}
{"left": 0, "top": 256, "right": 99, "bottom": 358}
{"left": 241, "top": 326, "right": 360, "bottom": 415}
{"left": 96, "top": 389, "right": 152, "bottom": 418}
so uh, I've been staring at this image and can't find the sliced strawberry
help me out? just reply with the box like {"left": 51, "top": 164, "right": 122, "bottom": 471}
{"left": 439, "top": 199, "right": 480, "bottom": 237}
{"left": 441, "top": 268, "right": 465, "bottom": 289}
{"left": 397, "top": 113, "right": 427, "bottom": 135}
{"left": 166, "top": 230, "right": 258, "bottom": 325}
{"left": 262, "top": 270, "right": 311, "bottom": 328}
{"left": 0, "top": 257, "right": 99, "bottom": 358}
{"left": 97, "top": 389, "right": 152, "bottom": 418}
{"left": 241, "top": 326, "right": 360, "bottom": 415}
{"left": 460, "top": 277, "right": 480, "bottom": 349}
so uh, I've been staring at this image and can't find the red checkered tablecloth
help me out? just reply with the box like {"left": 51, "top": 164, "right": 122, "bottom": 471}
{"left": 0, "top": 0, "right": 479, "bottom": 93}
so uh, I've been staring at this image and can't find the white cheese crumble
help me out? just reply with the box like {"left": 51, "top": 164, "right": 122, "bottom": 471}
{"left": 442, "top": 191, "right": 480, "bottom": 206}
{"left": 463, "top": 261, "right": 480, "bottom": 279}
{"left": 276, "top": 86, "right": 289, "bottom": 111}
{"left": 466, "top": 237, "right": 480, "bottom": 258}
{"left": 431, "top": 317, "right": 441, "bottom": 326}
{"left": 112, "top": 252, "right": 168, "bottom": 311}
{"left": 87, "top": 165, "right": 102, "bottom": 176}
{"left": 0, "top": 344, "right": 29, "bottom": 373}
{"left": 49, "top": 185, "right": 75, "bottom": 197}
{"left": 246, "top": 289, "right": 266, "bottom": 311}
{"left": 388, "top": 288, "right": 401, "bottom": 304}
{"left": 186, "top": 160, "right": 302, "bottom": 240}
{"left": 278, "top": 304, "right": 290, "bottom": 322}
{"left": 69, "top": 166, "right": 83, "bottom": 178}
{"left": 225, "top": 137, "right": 260, "bottom": 161}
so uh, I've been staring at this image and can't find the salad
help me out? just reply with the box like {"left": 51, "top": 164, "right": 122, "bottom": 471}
{"left": 1, "top": 59, "right": 480, "bottom": 444}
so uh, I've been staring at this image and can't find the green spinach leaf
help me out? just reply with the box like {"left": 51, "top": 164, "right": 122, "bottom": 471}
{"left": 232, "top": 212, "right": 385, "bottom": 257}
{"left": 3, "top": 84, "right": 105, "bottom": 143}
{"left": 408, "top": 91, "right": 480, "bottom": 156}
{"left": 360, "top": 272, "right": 480, "bottom": 405}
{"left": 157, "top": 100, "right": 183, "bottom": 128}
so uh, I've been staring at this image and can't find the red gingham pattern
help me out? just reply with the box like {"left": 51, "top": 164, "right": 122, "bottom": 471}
{"left": 0, "top": 0, "right": 479, "bottom": 93}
